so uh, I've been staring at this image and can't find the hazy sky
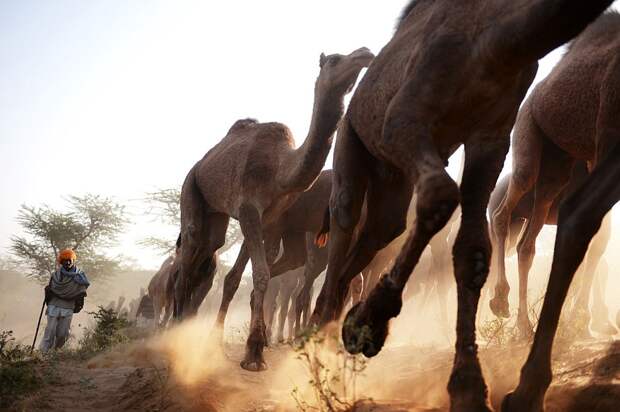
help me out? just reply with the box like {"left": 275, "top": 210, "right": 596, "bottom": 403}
{"left": 1, "top": 1, "right": 618, "bottom": 269}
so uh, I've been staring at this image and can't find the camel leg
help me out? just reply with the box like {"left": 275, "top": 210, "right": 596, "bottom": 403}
{"left": 590, "top": 257, "right": 617, "bottom": 335}
{"left": 310, "top": 119, "right": 370, "bottom": 325}
{"left": 502, "top": 142, "right": 620, "bottom": 412}
{"left": 573, "top": 213, "right": 614, "bottom": 336}
{"left": 288, "top": 272, "right": 303, "bottom": 340}
{"left": 176, "top": 212, "right": 229, "bottom": 319}
{"left": 162, "top": 300, "right": 173, "bottom": 327}
{"left": 349, "top": 274, "right": 364, "bottom": 307}
{"left": 430, "top": 231, "right": 451, "bottom": 326}
{"left": 189, "top": 256, "right": 218, "bottom": 314}
{"left": 340, "top": 79, "right": 462, "bottom": 356}
{"left": 215, "top": 242, "right": 249, "bottom": 333}
{"left": 514, "top": 143, "right": 573, "bottom": 338}
{"left": 263, "top": 277, "right": 280, "bottom": 345}
{"left": 295, "top": 236, "right": 327, "bottom": 335}
{"left": 320, "top": 174, "right": 412, "bottom": 326}
{"left": 151, "top": 296, "right": 162, "bottom": 327}
{"left": 491, "top": 103, "right": 543, "bottom": 319}
{"left": 238, "top": 203, "right": 271, "bottom": 371}
{"left": 276, "top": 271, "right": 297, "bottom": 342}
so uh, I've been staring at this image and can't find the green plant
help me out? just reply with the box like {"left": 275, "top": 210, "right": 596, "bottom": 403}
{"left": 77, "top": 306, "right": 130, "bottom": 357}
{"left": 291, "top": 328, "right": 368, "bottom": 412}
{"left": 0, "top": 330, "right": 41, "bottom": 408}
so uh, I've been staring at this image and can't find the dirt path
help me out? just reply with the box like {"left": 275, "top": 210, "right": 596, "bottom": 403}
{"left": 14, "top": 336, "right": 620, "bottom": 412}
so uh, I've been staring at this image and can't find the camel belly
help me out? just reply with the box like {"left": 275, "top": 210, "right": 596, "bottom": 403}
{"left": 531, "top": 61, "right": 602, "bottom": 161}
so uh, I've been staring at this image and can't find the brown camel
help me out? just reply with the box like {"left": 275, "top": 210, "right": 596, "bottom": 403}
{"left": 147, "top": 255, "right": 176, "bottom": 327}
{"left": 175, "top": 48, "right": 373, "bottom": 371}
{"left": 489, "top": 167, "right": 615, "bottom": 338}
{"left": 214, "top": 170, "right": 332, "bottom": 341}
{"left": 489, "top": 12, "right": 620, "bottom": 411}
{"left": 307, "top": 1, "right": 612, "bottom": 411}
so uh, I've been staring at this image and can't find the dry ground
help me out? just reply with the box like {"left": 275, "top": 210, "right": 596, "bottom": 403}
{"left": 10, "top": 328, "right": 619, "bottom": 412}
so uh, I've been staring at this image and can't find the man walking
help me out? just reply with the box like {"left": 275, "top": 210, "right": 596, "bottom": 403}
{"left": 40, "top": 249, "right": 89, "bottom": 352}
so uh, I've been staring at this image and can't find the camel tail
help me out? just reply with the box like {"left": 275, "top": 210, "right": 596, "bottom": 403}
{"left": 314, "top": 207, "right": 330, "bottom": 248}
{"left": 491, "top": 0, "right": 613, "bottom": 65}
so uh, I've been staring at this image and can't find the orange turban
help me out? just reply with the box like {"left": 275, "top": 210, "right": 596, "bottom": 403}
{"left": 57, "top": 249, "right": 77, "bottom": 263}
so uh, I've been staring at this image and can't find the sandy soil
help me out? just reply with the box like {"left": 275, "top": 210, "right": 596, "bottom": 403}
{"left": 12, "top": 329, "right": 619, "bottom": 412}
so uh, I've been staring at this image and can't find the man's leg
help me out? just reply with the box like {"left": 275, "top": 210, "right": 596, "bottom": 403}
{"left": 54, "top": 315, "right": 73, "bottom": 349}
{"left": 39, "top": 315, "right": 58, "bottom": 352}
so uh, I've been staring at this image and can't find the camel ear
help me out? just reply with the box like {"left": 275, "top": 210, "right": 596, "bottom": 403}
{"left": 319, "top": 52, "right": 327, "bottom": 68}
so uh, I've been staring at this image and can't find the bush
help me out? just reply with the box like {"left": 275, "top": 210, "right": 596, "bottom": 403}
{"left": 0, "top": 330, "right": 41, "bottom": 408}
{"left": 291, "top": 327, "right": 368, "bottom": 412}
{"left": 77, "top": 306, "right": 130, "bottom": 357}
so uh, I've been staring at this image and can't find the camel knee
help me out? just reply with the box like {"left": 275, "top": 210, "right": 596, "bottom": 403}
{"left": 512, "top": 170, "right": 534, "bottom": 194}
{"left": 453, "top": 232, "right": 491, "bottom": 290}
{"left": 331, "top": 185, "right": 363, "bottom": 231}
{"left": 416, "top": 173, "right": 460, "bottom": 235}
{"left": 491, "top": 207, "right": 511, "bottom": 242}
{"left": 516, "top": 237, "right": 536, "bottom": 262}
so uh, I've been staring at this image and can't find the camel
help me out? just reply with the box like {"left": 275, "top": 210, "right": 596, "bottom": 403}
{"left": 147, "top": 255, "right": 177, "bottom": 327}
{"left": 486, "top": 12, "right": 620, "bottom": 410}
{"left": 489, "top": 168, "right": 615, "bottom": 338}
{"left": 175, "top": 48, "right": 373, "bottom": 371}
{"left": 214, "top": 170, "right": 332, "bottom": 341}
{"left": 307, "top": 1, "right": 612, "bottom": 411}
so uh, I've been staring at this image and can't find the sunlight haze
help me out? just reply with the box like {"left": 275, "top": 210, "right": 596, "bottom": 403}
{"left": 1, "top": 0, "right": 618, "bottom": 269}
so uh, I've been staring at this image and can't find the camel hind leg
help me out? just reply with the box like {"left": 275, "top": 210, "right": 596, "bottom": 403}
{"left": 571, "top": 212, "right": 613, "bottom": 336}
{"left": 341, "top": 85, "right": 459, "bottom": 359}
{"left": 514, "top": 141, "right": 574, "bottom": 338}
{"left": 295, "top": 235, "right": 327, "bottom": 335}
{"left": 491, "top": 100, "right": 543, "bottom": 319}
{"left": 276, "top": 270, "right": 299, "bottom": 342}
{"left": 176, "top": 211, "right": 229, "bottom": 319}
{"left": 310, "top": 118, "right": 371, "bottom": 325}
{"left": 214, "top": 242, "right": 249, "bottom": 339}
{"left": 324, "top": 172, "right": 411, "bottom": 328}
{"left": 502, "top": 142, "right": 620, "bottom": 412}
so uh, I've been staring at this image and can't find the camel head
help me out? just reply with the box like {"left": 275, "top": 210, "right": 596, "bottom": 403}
{"left": 316, "top": 47, "right": 374, "bottom": 97}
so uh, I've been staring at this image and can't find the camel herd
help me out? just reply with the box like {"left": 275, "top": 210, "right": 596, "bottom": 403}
{"left": 141, "top": 1, "right": 620, "bottom": 411}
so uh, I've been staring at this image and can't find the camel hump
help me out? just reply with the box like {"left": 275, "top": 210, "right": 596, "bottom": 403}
{"left": 227, "top": 118, "right": 258, "bottom": 134}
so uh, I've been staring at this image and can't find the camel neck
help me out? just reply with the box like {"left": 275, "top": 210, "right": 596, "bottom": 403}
{"left": 278, "top": 84, "right": 344, "bottom": 192}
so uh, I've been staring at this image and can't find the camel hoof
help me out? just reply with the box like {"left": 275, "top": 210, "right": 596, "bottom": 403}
{"left": 342, "top": 303, "right": 387, "bottom": 357}
{"left": 342, "top": 279, "right": 402, "bottom": 358}
{"left": 342, "top": 303, "right": 365, "bottom": 355}
{"left": 489, "top": 296, "right": 510, "bottom": 318}
{"left": 240, "top": 359, "right": 268, "bottom": 372}
{"left": 448, "top": 356, "right": 491, "bottom": 412}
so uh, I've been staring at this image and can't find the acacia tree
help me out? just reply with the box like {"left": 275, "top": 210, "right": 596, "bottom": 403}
{"left": 10, "top": 195, "right": 128, "bottom": 283}
{"left": 140, "top": 187, "right": 243, "bottom": 256}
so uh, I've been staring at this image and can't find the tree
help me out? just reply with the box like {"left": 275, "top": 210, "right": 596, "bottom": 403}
{"left": 140, "top": 187, "right": 243, "bottom": 256}
{"left": 10, "top": 195, "right": 128, "bottom": 283}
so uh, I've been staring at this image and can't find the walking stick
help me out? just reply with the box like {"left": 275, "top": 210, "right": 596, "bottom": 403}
{"left": 30, "top": 298, "right": 46, "bottom": 354}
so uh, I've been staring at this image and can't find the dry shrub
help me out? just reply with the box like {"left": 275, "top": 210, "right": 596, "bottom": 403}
{"left": 291, "top": 327, "right": 369, "bottom": 412}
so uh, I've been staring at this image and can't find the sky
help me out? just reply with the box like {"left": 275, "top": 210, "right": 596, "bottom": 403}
{"left": 1, "top": 1, "right": 618, "bottom": 270}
